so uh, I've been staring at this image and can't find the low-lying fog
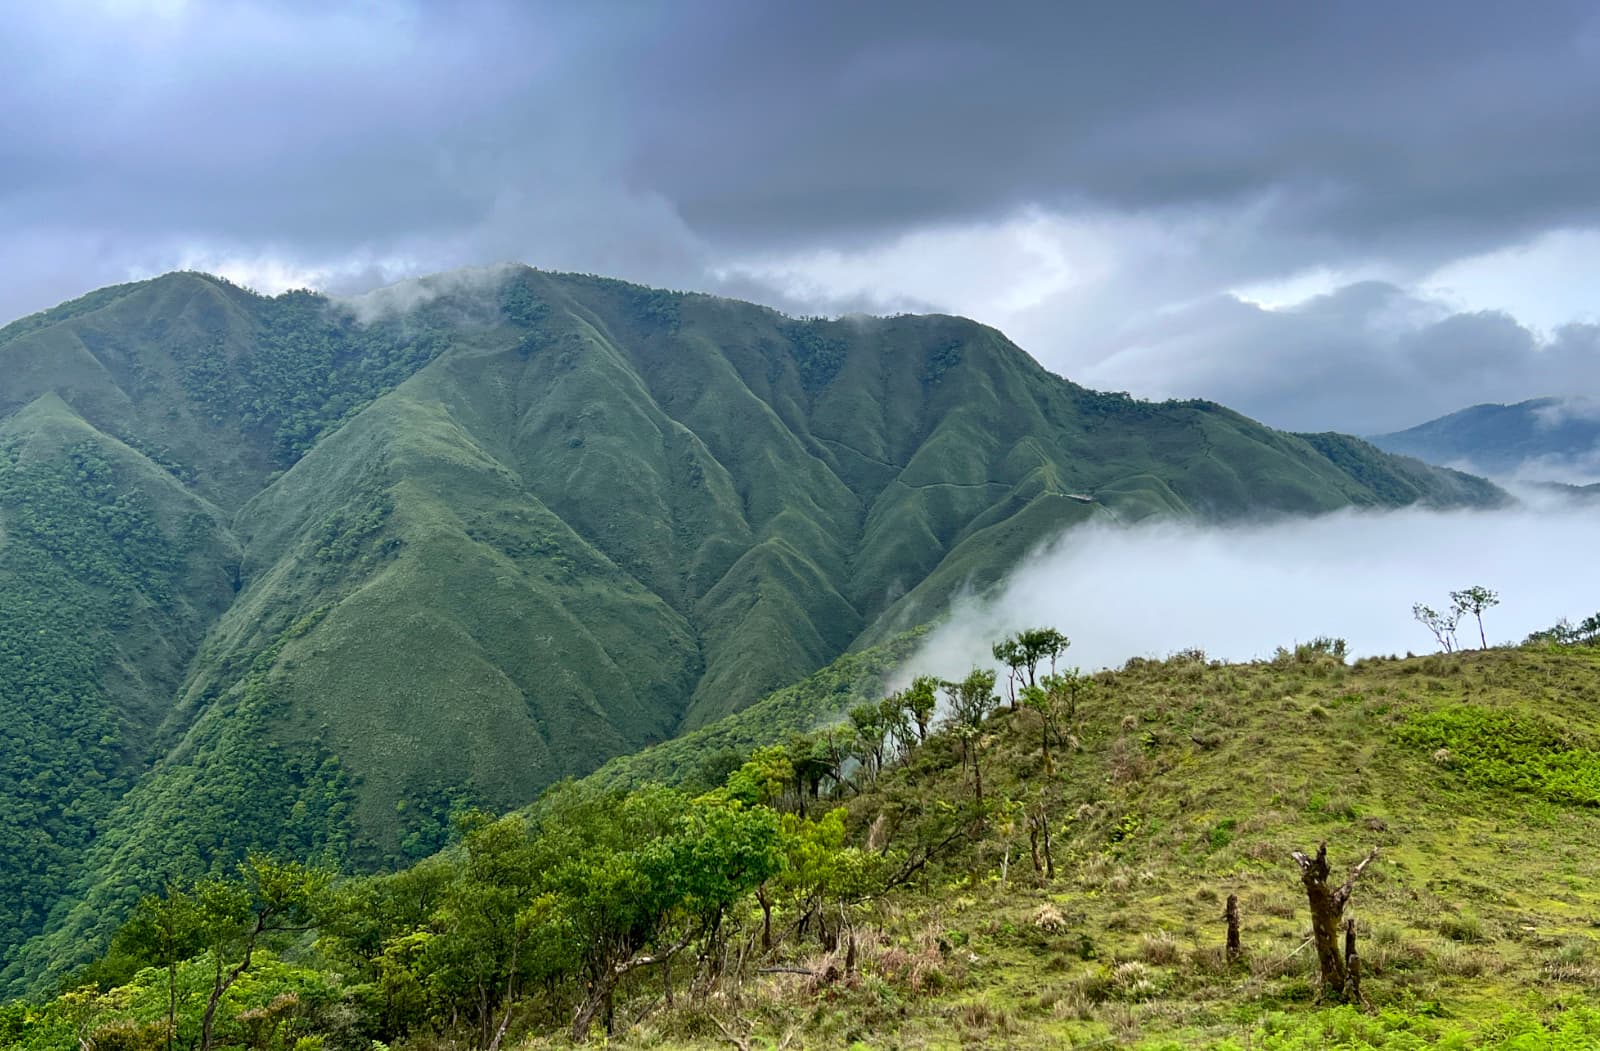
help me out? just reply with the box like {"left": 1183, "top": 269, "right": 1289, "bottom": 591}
{"left": 905, "top": 503, "right": 1600, "bottom": 682}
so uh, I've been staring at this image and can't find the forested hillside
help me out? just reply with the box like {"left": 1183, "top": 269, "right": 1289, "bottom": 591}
{"left": 0, "top": 267, "right": 1502, "bottom": 989}
{"left": 10, "top": 636, "right": 1600, "bottom": 1049}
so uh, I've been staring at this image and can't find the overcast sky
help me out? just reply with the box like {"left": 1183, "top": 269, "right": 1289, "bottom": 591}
{"left": 7, "top": 0, "right": 1600, "bottom": 434}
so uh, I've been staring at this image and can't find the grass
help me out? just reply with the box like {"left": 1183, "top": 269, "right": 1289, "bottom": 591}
{"left": 528, "top": 645, "right": 1600, "bottom": 1048}
{"left": 11, "top": 645, "right": 1600, "bottom": 1049}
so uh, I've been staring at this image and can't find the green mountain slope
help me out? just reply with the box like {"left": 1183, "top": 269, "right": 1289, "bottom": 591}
{"left": 1370, "top": 397, "right": 1600, "bottom": 480}
{"left": 15, "top": 642, "right": 1600, "bottom": 1050}
{"left": 0, "top": 267, "right": 1503, "bottom": 988}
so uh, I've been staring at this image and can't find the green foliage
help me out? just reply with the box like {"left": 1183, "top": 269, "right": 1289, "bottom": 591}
{"left": 901, "top": 674, "right": 940, "bottom": 743}
{"left": 1451, "top": 585, "right": 1501, "bottom": 649}
{"left": 920, "top": 339, "right": 963, "bottom": 384}
{"left": 993, "top": 626, "right": 1070, "bottom": 705}
{"left": 1273, "top": 636, "right": 1350, "bottom": 665}
{"left": 317, "top": 780, "right": 784, "bottom": 1044}
{"left": 944, "top": 669, "right": 1000, "bottom": 733}
{"left": 1399, "top": 705, "right": 1600, "bottom": 806}
{"left": 0, "top": 441, "right": 183, "bottom": 954}
{"left": 1160, "top": 1004, "right": 1600, "bottom": 1050}
{"left": 0, "top": 265, "right": 1513, "bottom": 996}
{"left": 587, "top": 636, "right": 920, "bottom": 791}
{"left": 778, "top": 320, "right": 848, "bottom": 391}
{"left": 8, "top": 644, "right": 1600, "bottom": 1047}
{"left": 174, "top": 290, "right": 454, "bottom": 465}
{"left": 0, "top": 279, "right": 146, "bottom": 348}
{"left": 1526, "top": 611, "right": 1600, "bottom": 647}
{"left": 1297, "top": 431, "right": 1506, "bottom": 508}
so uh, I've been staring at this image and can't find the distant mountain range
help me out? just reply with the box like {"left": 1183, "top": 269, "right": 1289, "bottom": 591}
{"left": 0, "top": 266, "right": 1502, "bottom": 988}
{"left": 1369, "top": 397, "right": 1600, "bottom": 484}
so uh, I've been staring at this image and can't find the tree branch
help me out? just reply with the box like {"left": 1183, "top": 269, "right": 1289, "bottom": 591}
{"left": 1291, "top": 841, "right": 1331, "bottom": 883}
{"left": 882, "top": 817, "right": 982, "bottom": 891}
{"left": 614, "top": 929, "right": 695, "bottom": 977}
{"left": 1332, "top": 847, "right": 1380, "bottom": 909}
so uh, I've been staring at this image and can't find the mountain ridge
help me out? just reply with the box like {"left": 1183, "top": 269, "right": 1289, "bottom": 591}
{"left": 1369, "top": 396, "right": 1600, "bottom": 483}
{"left": 0, "top": 265, "right": 1505, "bottom": 988}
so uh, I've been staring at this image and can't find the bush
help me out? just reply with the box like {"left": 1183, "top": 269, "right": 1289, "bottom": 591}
{"left": 1398, "top": 707, "right": 1600, "bottom": 807}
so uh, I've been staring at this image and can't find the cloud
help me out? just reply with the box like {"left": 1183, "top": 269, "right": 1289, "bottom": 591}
{"left": 712, "top": 209, "right": 1155, "bottom": 323}
{"left": 900, "top": 505, "right": 1600, "bottom": 686}
{"left": 1079, "top": 283, "right": 1600, "bottom": 434}
{"left": 9, "top": 0, "right": 1600, "bottom": 436}
{"left": 1534, "top": 396, "right": 1600, "bottom": 428}
{"left": 333, "top": 263, "right": 519, "bottom": 324}
{"left": 628, "top": 2, "right": 1600, "bottom": 260}
{"left": 1424, "top": 230, "right": 1600, "bottom": 332}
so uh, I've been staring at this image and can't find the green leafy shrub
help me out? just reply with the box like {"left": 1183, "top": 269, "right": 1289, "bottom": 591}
{"left": 1398, "top": 706, "right": 1600, "bottom": 807}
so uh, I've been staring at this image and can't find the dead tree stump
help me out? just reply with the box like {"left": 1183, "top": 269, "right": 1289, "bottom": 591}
{"left": 1290, "top": 841, "right": 1379, "bottom": 1000}
{"left": 1224, "top": 894, "right": 1242, "bottom": 963}
{"left": 1343, "top": 917, "right": 1363, "bottom": 1004}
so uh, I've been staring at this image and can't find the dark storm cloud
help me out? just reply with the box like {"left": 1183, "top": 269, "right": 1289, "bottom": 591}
{"left": 6, "top": 0, "right": 1600, "bottom": 431}
{"left": 627, "top": 1, "right": 1600, "bottom": 260}
{"left": 0, "top": 3, "right": 622, "bottom": 245}
{"left": 9, "top": 2, "right": 1600, "bottom": 272}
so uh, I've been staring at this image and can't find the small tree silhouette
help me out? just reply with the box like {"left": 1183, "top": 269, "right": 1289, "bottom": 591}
{"left": 1412, "top": 602, "right": 1461, "bottom": 653}
{"left": 1450, "top": 586, "right": 1500, "bottom": 649}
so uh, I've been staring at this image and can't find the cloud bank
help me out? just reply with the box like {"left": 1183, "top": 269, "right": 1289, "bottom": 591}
{"left": 8, "top": 2, "right": 1600, "bottom": 433}
{"left": 904, "top": 505, "right": 1600, "bottom": 684}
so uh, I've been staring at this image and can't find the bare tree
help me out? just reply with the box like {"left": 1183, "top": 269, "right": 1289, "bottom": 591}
{"left": 1026, "top": 800, "right": 1055, "bottom": 880}
{"left": 1290, "top": 842, "right": 1378, "bottom": 1000}
{"left": 1411, "top": 602, "right": 1461, "bottom": 653}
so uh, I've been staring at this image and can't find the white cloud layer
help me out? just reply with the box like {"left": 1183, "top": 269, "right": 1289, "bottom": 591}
{"left": 903, "top": 505, "right": 1600, "bottom": 685}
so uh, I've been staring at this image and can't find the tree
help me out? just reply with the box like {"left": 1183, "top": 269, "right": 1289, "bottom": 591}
{"left": 115, "top": 888, "right": 205, "bottom": 1051}
{"left": 1026, "top": 798, "right": 1056, "bottom": 880}
{"left": 784, "top": 733, "right": 835, "bottom": 814}
{"left": 769, "top": 808, "right": 880, "bottom": 953}
{"left": 316, "top": 855, "right": 453, "bottom": 1040}
{"left": 1018, "top": 668, "right": 1089, "bottom": 776}
{"left": 550, "top": 786, "right": 783, "bottom": 1042}
{"left": 1450, "top": 586, "right": 1500, "bottom": 649}
{"left": 1412, "top": 602, "right": 1461, "bottom": 653}
{"left": 992, "top": 628, "right": 1070, "bottom": 708}
{"left": 720, "top": 746, "right": 793, "bottom": 808}
{"left": 943, "top": 669, "right": 1000, "bottom": 802}
{"left": 847, "top": 702, "right": 889, "bottom": 785}
{"left": 423, "top": 813, "right": 559, "bottom": 1051}
{"left": 194, "top": 854, "right": 331, "bottom": 1051}
{"left": 815, "top": 724, "right": 854, "bottom": 796}
{"left": 878, "top": 694, "right": 914, "bottom": 766}
{"left": 901, "top": 675, "right": 939, "bottom": 744}
{"left": 1290, "top": 842, "right": 1378, "bottom": 1001}
{"left": 1523, "top": 611, "right": 1600, "bottom": 648}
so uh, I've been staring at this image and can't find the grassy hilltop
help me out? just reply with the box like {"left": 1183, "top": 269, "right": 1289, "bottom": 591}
{"left": 0, "top": 267, "right": 1503, "bottom": 988}
{"left": 9, "top": 638, "right": 1600, "bottom": 1049}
